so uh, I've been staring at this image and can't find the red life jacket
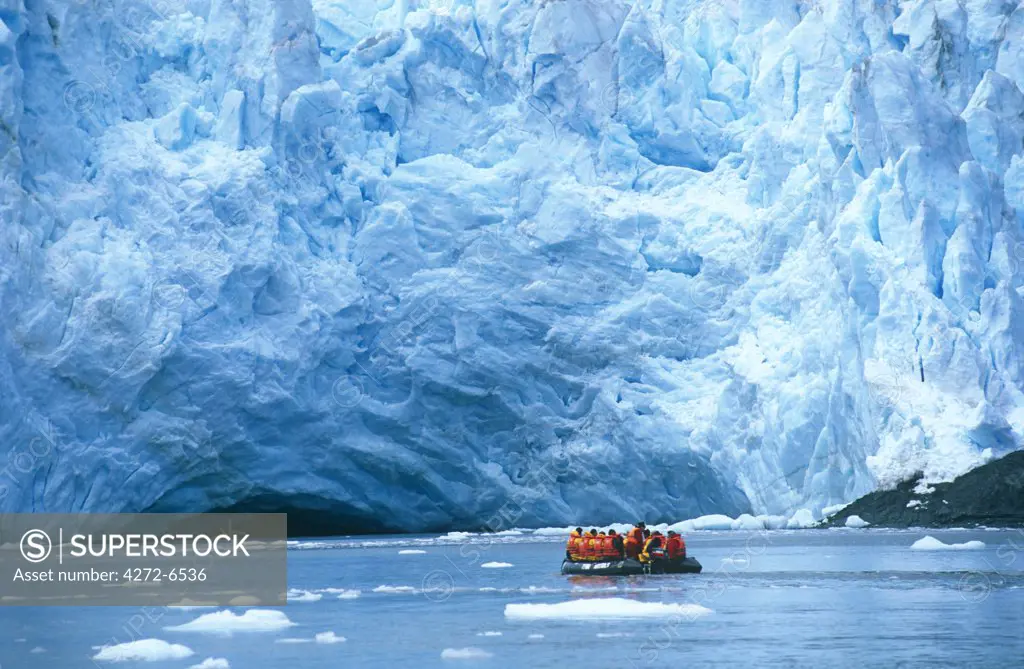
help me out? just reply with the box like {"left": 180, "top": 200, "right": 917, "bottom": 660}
{"left": 666, "top": 535, "right": 686, "bottom": 559}
{"left": 566, "top": 532, "right": 581, "bottom": 558}
{"left": 581, "top": 535, "right": 598, "bottom": 560}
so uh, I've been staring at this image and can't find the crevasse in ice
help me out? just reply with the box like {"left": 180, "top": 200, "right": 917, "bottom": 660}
{"left": 1, "top": 0, "right": 1023, "bottom": 531}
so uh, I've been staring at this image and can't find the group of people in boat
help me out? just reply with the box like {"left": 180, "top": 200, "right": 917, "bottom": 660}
{"left": 565, "top": 522, "right": 686, "bottom": 564}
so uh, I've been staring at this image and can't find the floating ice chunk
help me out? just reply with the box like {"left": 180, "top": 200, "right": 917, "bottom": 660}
{"left": 373, "top": 585, "right": 417, "bottom": 593}
{"left": 481, "top": 562, "right": 514, "bottom": 568}
{"left": 336, "top": 589, "right": 361, "bottom": 599}
{"left": 596, "top": 632, "right": 632, "bottom": 638}
{"left": 910, "top": 536, "right": 985, "bottom": 551}
{"left": 93, "top": 639, "right": 194, "bottom": 662}
{"left": 441, "top": 648, "right": 493, "bottom": 660}
{"left": 315, "top": 632, "right": 346, "bottom": 644}
{"left": 399, "top": 549, "right": 427, "bottom": 554}
{"left": 29, "top": 647, "right": 45, "bottom": 654}
{"left": 845, "top": 515, "right": 870, "bottom": 528}
{"left": 786, "top": 509, "right": 817, "bottom": 529}
{"left": 165, "top": 610, "right": 296, "bottom": 634}
{"left": 287, "top": 589, "right": 322, "bottom": 602}
{"left": 527, "top": 634, "right": 544, "bottom": 639}
{"left": 476, "top": 631, "right": 502, "bottom": 637}
{"left": 188, "top": 659, "right": 230, "bottom": 669}
{"left": 906, "top": 500, "right": 923, "bottom": 508}
{"left": 720, "top": 556, "right": 749, "bottom": 566}
{"left": 504, "top": 598, "right": 712, "bottom": 620}
{"left": 443, "top": 532, "right": 473, "bottom": 541}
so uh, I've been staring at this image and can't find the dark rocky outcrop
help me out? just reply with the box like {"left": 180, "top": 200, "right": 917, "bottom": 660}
{"left": 826, "top": 451, "right": 1024, "bottom": 528}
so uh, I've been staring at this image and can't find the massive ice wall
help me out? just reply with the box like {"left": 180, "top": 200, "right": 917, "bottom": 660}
{"left": 1, "top": 0, "right": 1023, "bottom": 531}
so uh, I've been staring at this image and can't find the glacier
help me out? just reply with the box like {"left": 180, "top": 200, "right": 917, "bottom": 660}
{"left": 2, "top": 0, "right": 1024, "bottom": 533}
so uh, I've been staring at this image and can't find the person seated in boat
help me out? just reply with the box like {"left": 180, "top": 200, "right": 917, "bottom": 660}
{"left": 607, "top": 529, "right": 625, "bottom": 559}
{"left": 625, "top": 523, "right": 645, "bottom": 559}
{"left": 639, "top": 531, "right": 667, "bottom": 564}
{"left": 665, "top": 531, "right": 686, "bottom": 560}
{"left": 595, "top": 530, "right": 612, "bottom": 560}
{"left": 566, "top": 527, "right": 584, "bottom": 560}
{"left": 582, "top": 529, "right": 599, "bottom": 561}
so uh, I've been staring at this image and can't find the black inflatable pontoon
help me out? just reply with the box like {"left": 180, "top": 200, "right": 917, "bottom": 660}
{"left": 560, "top": 557, "right": 702, "bottom": 576}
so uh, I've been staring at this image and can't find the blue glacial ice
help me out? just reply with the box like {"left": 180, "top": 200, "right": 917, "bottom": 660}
{"left": 2, "top": 0, "right": 1024, "bottom": 532}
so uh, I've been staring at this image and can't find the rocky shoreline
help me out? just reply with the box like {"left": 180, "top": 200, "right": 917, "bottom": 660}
{"left": 826, "top": 451, "right": 1024, "bottom": 528}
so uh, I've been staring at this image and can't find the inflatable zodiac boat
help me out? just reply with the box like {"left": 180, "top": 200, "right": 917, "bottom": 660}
{"left": 560, "top": 557, "right": 702, "bottom": 576}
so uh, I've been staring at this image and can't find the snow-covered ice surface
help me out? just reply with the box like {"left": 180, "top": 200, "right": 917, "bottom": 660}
{"left": 910, "top": 535, "right": 986, "bottom": 550}
{"left": 3, "top": 0, "right": 1024, "bottom": 530}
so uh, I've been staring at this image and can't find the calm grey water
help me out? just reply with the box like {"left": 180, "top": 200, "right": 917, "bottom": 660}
{"left": 2, "top": 528, "right": 1023, "bottom": 668}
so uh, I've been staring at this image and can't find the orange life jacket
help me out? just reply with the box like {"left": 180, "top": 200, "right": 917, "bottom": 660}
{"left": 607, "top": 535, "right": 624, "bottom": 559}
{"left": 566, "top": 532, "right": 581, "bottom": 558}
{"left": 665, "top": 535, "right": 685, "bottom": 559}
{"left": 625, "top": 528, "right": 644, "bottom": 558}
{"left": 580, "top": 535, "right": 597, "bottom": 560}
{"left": 596, "top": 534, "right": 613, "bottom": 559}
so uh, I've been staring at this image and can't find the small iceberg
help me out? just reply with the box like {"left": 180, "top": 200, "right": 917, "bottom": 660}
{"left": 287, "top": 589, "right": 322, "bottom": 602}
{"left": 481, "top": 561, "right": 513, "bottom": 568}
{"left": 93, "top": 639, "right": 193, "bottom": 662}
{"left": 844, "top": 515, "right": 870, "bottom": 528}
{"left": 504, "top": 597, "right": 712, "bottom": 620}
{"left": 373, "top": 585, "right": 417, "bottom": 593}
{"left": 399, "top": 549, "right": 427, "bottom": 555}
{"left": 910, "top": 536, "right": 985, "bottom": 551}
{"left": 165, "top": 610, "right": 296, "bottom": 634}
{"left": 315, "top": 632, "right": 346, "bottom": 644}
{"left": 188, "top": 660, "right": 230, "bottom": 669}
{"left": 441, "top": 647, "right": 493, "bottom": 659}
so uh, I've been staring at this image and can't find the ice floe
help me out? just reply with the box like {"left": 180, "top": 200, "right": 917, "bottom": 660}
{"left": 188, "top": 660, "right": 230, "bottom": 669}
{"left": 441, "top": 648, "right": 493, "bottom": 660}
{"left": 92, "top": 639, "right": 194, "bottom": 662}
{"left": 505, "top": 598, "right": 713, "bottom": 620}
{"left": 165, "top": 610, "right": 296, "bottom": 634}
{"left": 910, "top": 536, "right": 986, "bottom": 551}
{"left": 287, "top": 589, "right": 323, "bottom": 602}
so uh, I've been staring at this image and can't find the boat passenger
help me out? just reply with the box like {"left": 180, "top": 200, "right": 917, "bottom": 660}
{"left": 584, "top": 529, "right": 600, "bottom": 560}
{"left": 566, "top": 527, "right": 583, "bottom": 560}
{"left": 665, "top": 531, "right": 686, "bottom": 560}
{"left": 640, "top": 531, "right": 666, "bottom": 564}
{"left": 608, "top": 529, "right": 624, "bottom": 559}
{"left": 625, "top": 523, "right": 645, "bottom": 559}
